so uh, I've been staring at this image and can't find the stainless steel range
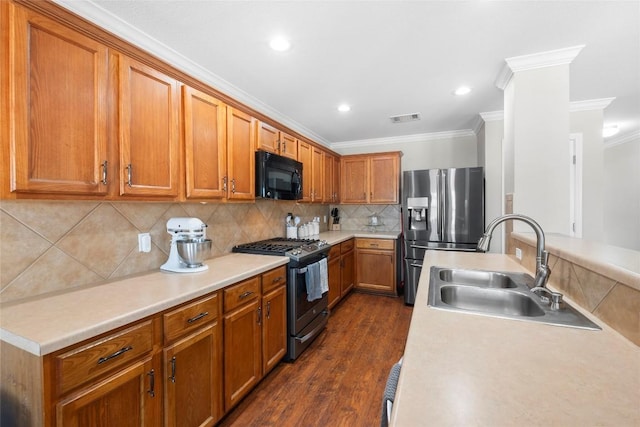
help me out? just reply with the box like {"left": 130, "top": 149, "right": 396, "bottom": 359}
{"left": 232, "top": 237, "right": 331, "bottom": 360}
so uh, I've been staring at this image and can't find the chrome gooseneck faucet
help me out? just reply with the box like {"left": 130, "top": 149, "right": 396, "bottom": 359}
{"left": 476, "top": 214, "right": 552, "bottom": 290}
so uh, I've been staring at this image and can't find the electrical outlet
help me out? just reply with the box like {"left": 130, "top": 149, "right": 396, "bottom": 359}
{"left": 323, "top": 215, "right": 327, "bottom": 223}
{"left": 138, "top": 233, "right": 151, "bottom": 253}
{"left": 515, "top": 247, "right": 522, "bottom": 260}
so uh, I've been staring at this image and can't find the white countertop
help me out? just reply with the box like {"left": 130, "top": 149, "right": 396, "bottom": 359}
{"left": 0, "top": 230, "right": 399, "bottom": 356}
{"left": 391, "top": 251, "right": 640, "bottom": 426}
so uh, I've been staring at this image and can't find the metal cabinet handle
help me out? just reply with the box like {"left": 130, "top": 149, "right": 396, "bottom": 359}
{"left": 272, "top": 276, "right": 284, "bottom": 284}
{"left": 101, "top": 160, "right": 108, "bottom": 185}
{"left": 147, "top": 369, "right": 155, "bottom": 397}
{"left": 97, "top": 346, "right": 133, "bottom": 365}
{"left": 231, "top": 178, "right": 236, "bottom": 193}
{"left": 266, "top": 301, "right": 271, "bottom": 319}
{"left": 126, "top": 164, "right": 133, "bottom": 187}
{"left": 222, "top": 176, "right": 227, "bottom": 192}
{"left": 170, "top": 356, "right": 176, "bottom": 383}
{"left": 282, "top": 141, "right": 286, "bottom": 152}
{"left": 239, "top": 291, "right": 253, "bottom": 299}
{"left": 187, "top": 311, "right": 208, "bottom": 324}
{"left": 257, "top": 306, "right": 262, "bottom": 325}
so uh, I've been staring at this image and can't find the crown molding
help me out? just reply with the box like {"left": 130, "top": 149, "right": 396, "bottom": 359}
{"left": 479, "top": 111, "right": 505, "bottom": 122}
{"left": 52, "top": 0, "right": 331, "bottom": 147}
{"left": 604, "top": 130, "right": 640, "bottom": 148}
{"left": 495, "top": 45, "right": 585, "bottom": 90}
{"left": 331, "top": 130, "right": 476, "bottom": 150}
{"left": 569, "top": 97, "right": 616, "bottom": 112}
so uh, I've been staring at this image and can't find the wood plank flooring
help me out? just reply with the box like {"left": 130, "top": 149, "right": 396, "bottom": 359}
{"left": 218, "top": 292, "right": 413, "bottom": 427}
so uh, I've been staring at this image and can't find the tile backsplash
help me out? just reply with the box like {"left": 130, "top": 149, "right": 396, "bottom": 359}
{"left": 0, "top": 200, "right": 402, "bottom": 304}
{"left": 0, "top": 199, "right": 328, "bottom": 304}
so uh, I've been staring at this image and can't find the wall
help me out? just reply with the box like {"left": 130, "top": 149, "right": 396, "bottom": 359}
{"left": 0, "top": 199, "right": 328, "bottom": 304}
{"left": 333, "top": 132, "right": 478, "bottom": 171}
{"left": 603, "top": 135, "right": 640, "bottom": 250}
{"left": 478, "top": 119, "right": 505, "bottom": 253}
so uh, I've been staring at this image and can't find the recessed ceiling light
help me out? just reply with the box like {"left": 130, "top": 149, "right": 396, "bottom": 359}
{"left": 602, "top": 125, "right": 620, "bottom": 138}
{"left": 269, "top": 37, "right": 291, "bottom": 52}
{"left": 454, "top": 86, "right": 472, "bottom": 96}
{"left": 338, "top": 104, "right": 351, "bottom": 112}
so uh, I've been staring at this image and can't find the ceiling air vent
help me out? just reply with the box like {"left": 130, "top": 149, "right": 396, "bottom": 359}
{"left": 389, "top": 112, "right": 421, "bottom": 124}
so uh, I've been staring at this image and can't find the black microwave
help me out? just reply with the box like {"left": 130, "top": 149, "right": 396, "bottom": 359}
{"left": 255, "top": 150, "right": 303, "bottom": 200}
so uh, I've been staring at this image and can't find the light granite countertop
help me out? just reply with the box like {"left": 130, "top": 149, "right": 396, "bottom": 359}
{"left": 0, "top": 230, "right": 399, "bottom": 357}
{"left": 391, "top": 251, "right": 640, "bottom": 426}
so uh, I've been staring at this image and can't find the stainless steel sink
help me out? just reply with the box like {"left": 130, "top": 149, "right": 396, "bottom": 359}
{"left": 428, "top": 267, "right": 601, "bottom": 330}
{"left": 438, "top": 268, "right": 519, "bottom": 288}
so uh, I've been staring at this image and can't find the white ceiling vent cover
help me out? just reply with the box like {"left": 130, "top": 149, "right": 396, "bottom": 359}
{"left": 390, "top": 113, "right": 421, "bottom": 124}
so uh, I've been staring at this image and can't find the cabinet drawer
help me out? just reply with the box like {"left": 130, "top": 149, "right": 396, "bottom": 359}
{"left": 341, "top": 239, "right": 355, "bottom": 253}
{"left": 262, "top": 266, "right": 287, "bottom": 293}
{"left": 163, "top": 293, "right": 219, "bottom": 343}
{"left": 224, "top": 276, "right": 261, "bottom": 313}
{"left": 55, "top": 320, "right": 154, "bottom": 395}
{"left": 356, "top": 238, "right": 394, "bottom": 250}
{"left": 328, "top": 245, "right": 341, "bottom": 259}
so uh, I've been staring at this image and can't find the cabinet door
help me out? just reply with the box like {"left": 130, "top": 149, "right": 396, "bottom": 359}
{"left": 10, "top": 5, "right": 109, "bottom": 195}
{"left": 328, "top": 256, "right": 341, "bottom": 309}
{"left": 280, "top": 132, "right": 298, "bottom": 160}
{"left": 262, "top": 285, "right": 287, "bottom": 375}
{"left": 56, "top": 357, "right": 159, "bottom": 427}
{"left": 370, "top": 154, "right": 399, "bottom": 203}
{"left": 311, "top": 146, "right": 324, "bottom": 202}
{"left": 341, "top": 249, "right": 355, "bottom": 296}
{"left": 119, "top": 55, "right": 179, "bottom": 197}
{"left": 341, "top": 156, "right": 368, "bottom": 203}
{"left": 223, "top": 299, "right": 261, "bottom": 411}
{"left": 256, "top": 121, "right": 279, "bottom": 154}
{"left": 356, "top": 249, "right": 396, "bottom": 295}
{"left": 164, "top": 323, "right": 222, "bottom": 427}
{"left": 323, "top": 152, "right": 334, "bottom": 203}
{"left": 183, "top": 86, "right": 227, "bottom": 200}
{"left": 297, "top": 140, "right": 312, "bottom": 202}
{"left": 333, "top": 156, "right": 341, "bottom": 204}
{"left": 226, "top": 107, "right": 255, "bottom": 200}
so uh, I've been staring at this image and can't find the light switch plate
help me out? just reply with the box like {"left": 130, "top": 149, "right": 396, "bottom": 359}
{"left": 515, "top": 247, "right": 522, "bottom": 260}
{"left": 138, "top": 233, "right": 151, "bottom": 253}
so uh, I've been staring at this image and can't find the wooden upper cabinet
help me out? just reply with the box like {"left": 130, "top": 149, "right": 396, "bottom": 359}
{"left": 182, "top": 86, "right": 227, "bottom": 200}
{"left": 333, "top": 156, "right": 341, "bottom": 204}
{"left": 119, "top": 55, "right": 180, "bottom": 197}
{"left": 226, "top": 107, "right": 255, "bottom": 200}
{"left": 256, "top": 121, "right": 279, "bottom": 154}
{"left": 341, "top": 152, "right": 400, "bottom": 204}
{"left": 280, "top": 132, "right": 298, "bottom": 160}
{"left": 9, "top": 5, "right": 110, "bottom": 195}
{"left": 256, "top": 122, "right": 298, "bottom": 160}
{"left": 370, "top": 153, "right": 400, "bottom": 203}
{"left": 341, "top": 156, "right": 368, "bottom": 203}
{"left": 297, "top": 140, "right": 312, "bottom": 202}
{"left": 311, "top": 146, "right": 324, "bottom": 202}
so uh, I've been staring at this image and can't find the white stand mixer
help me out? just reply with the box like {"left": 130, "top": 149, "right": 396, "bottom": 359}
{"left": 161, "top": 217, "right": 212, "bottom": 273}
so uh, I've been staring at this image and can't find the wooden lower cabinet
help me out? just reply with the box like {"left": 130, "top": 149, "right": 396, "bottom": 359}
{"left": 355, "top": 238, "right": 397, "bottom": 296}
{"left": 262, "top": 284, "right": 287, "bottom": 375}
{"left": 328, "top": 239, "right": 356, "bottom": 309}
{"left": 56, "top": 356, "right": 160, "bottom": 427}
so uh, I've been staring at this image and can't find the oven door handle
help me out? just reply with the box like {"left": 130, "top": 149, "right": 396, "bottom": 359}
{"left": 295, "top": 311, "right": 328, "bottom": 344}
{"left": 293, "top": 266, "right": 308, "bottom": 274}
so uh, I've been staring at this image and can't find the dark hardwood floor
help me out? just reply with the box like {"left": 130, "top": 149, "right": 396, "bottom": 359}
{"left": 218, "top": 292, "right": 413, "bottom": 427}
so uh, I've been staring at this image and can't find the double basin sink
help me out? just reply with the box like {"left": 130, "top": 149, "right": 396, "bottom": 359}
{"left": 428, "top": 267, "right": 600, "bottom": 330}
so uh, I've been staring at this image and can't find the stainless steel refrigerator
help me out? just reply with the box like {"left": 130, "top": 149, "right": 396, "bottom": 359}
{"left": 402, "top": 167, "right": 484, "bottom": 304}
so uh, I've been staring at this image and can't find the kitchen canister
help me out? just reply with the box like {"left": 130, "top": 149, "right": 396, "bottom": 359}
{"left": 286, "top": 225, "right": 298, "bottom": 239}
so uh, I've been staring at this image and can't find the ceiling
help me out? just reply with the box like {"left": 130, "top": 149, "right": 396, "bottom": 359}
{"left": 57, "top": 0, "right": 640, "bottom": 148}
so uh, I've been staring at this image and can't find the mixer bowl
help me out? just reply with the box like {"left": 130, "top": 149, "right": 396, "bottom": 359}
{"left": 176, "top": 238, "right": 212, "bottom": 267}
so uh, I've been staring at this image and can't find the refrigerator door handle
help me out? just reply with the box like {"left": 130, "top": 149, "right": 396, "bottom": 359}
{"left": 437, "top": 170, "right": 444, "bottom": 241}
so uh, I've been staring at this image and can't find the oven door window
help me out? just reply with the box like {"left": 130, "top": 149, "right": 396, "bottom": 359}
{"left": 293, "top": 269, "right": 322, "bottom": 317}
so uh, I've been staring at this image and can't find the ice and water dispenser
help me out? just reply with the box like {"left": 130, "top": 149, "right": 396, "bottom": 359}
{"left": 406, "top": 197, "right": 429, "bottom": 231}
